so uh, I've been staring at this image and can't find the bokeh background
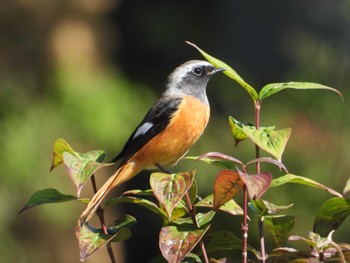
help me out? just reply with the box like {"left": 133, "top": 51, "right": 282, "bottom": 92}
{"left": 1, "top": 0, "right": 349, "bottom": 262}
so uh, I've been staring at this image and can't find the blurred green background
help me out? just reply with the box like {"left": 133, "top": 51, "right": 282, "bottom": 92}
{"left": 1, "top": 1, "right": 349, "bottom": 262}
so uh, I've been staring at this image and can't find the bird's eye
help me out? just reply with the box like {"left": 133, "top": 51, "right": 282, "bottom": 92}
{"left": 192, "top": 66, "right": 203, "bottom": 76}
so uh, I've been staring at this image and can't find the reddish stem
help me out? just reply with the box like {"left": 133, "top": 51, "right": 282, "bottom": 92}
{"left": 185, "top": 192, "right": 209, "bottom": 263}
{"left": 90, "top": 174, "right": 116, "bottom": 263}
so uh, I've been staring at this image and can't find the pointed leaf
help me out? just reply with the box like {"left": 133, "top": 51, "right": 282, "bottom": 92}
{"left": 238, "top": 170, "right": 272, "bottom": 199}
{"left": 150, "top": 171, "right": 194, "bottom": 219}
{"left": 213, "top": 170, "right": 244, "bottom": 210}
{"left": 259, "top": 82, "right": 343, "bottom": 101}
{"left": 105, "top": 196, "right": 168, "bottom": 220}
{"left": 246, "top": 157, "right": 289, "bottom": 173}
{"left": 249, "top": 199, "right": 293, "bottom": 216}
{"left": 243, "top": 125, "right": 291, "bottom": 162}
{"left": 18, "top": 188, "right": 77, "bottom": 214}
{"left": 271, "top": 174, "right": 342, "bottom": 197}
{"left": 228, "top": 116, "right": 251, "bottom": 145}
{"left": 186, "top": 41, "right": 258, "bottom": 101}
{"left": 195, "top": 194, "right": 243, "bottom": 216}
{"left": 50, "top": 138, "right": 78, "bottom": 171}
{"left": 343, "top": 178, "right": 350, "bottom": 196}
{"left": 76, "top": 222, "right": 118, "bottom": 261}
{"left": 313, "top": 197, "right": 350, "bottom": 236}
{"left": 159, "top": 225, "right": 210, "bottom": 263}
{"left": 265, "top": 215, "right": 295, "bottom": 247}
{"left": 188, "top": 152, "right": 243, "bottom": 170}
{"left": 63, "top": 152, "right": 113, "bottom": 197}
{"left": 174, "top": 211, "right": 216, "bottom": 228}
{"left": 108, "top": 215, "right": 137, "bottom": 242}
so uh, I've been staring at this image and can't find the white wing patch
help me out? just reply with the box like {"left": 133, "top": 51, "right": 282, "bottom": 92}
{"left": 133, "top": 122, "right": 153, "bottom": 139}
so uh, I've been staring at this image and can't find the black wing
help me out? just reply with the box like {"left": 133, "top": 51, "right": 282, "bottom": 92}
{"left": 111, "top": 97, "right": 183, "bottom": 166}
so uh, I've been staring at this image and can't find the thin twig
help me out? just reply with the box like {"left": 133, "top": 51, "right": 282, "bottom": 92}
{"left": 90, "top": 174, "right": 116, "bottom": 263}
{"left": 242, "top": 185, "right": 248, "bottom": 263}
{"left": 185, "top": 192, "right": 209, "bottom": 263}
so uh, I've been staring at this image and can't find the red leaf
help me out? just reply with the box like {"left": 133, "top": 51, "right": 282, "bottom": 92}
{"left": 213, "top": 170, "right": 244, "bottom": 210}
{"left": 159, "top": 225, "right": 209, "bottom": 263}
{"left": 238, "top": 170, "right": 272, "bottom": 199}
{"left": 150, "top": 171, "right": 194, "bottom": 219}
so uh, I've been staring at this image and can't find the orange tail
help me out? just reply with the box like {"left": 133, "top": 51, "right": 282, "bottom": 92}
{"left": 80, "top": 162, "right": 137, "bottom": 221}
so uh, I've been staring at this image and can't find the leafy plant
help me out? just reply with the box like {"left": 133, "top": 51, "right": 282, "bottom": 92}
{"left": 19, "top": 43, "right": 349, "bottom": 263}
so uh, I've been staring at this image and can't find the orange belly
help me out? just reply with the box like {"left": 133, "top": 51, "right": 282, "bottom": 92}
{"left": 131, "top": 95, "right": 210, "bottom": 169}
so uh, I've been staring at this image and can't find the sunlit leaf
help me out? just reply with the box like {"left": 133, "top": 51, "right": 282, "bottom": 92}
{"left": 265, "top": 215, "right": 295, "bottom": 247}
{"left": 243, "top": 125, "right": 291, "bottom": 162}
{"left": 150, "top": 171, "right": 194, "bottom": 219}
{"left": 122, "top": 189, "right": 154, "bottom": 196}
{"left": 249, "top": 199, "right": 293, "bottom": 216}
{"left": 50, "top": 138, "right": 78, "bottom": 171}
{"left": 213, "top": 170, "right": 244, "bottom": 210}
{"left": 105, "top": 196, "right": 168, "bottom": 220}
{"left": 228, "top": 116, "right": 250, "bottom": 146}
{"left": 238, "top": 170, "right": 272, "bottom": 199}
{"left": 205, "top": 231, "right": 259, "bottom": 259}
{"left": 188, "top": 152, "right": 243, "bottom": 170}
{"left": 159, "top": 225, "right": 210, "bottom": 263}
{"left": 18, "top": 188, "right": 77, "bottom": 214}
{"left": 186, "top": 41, "right": 258, "bottom": 101}
{"left": 343, "top": 178, "right": 350, "bottom": 196}
{"left": 195, "top": 194, "right": 243, "bottom": 216}
{"left": 271, "top": 174, "right": 342, "bottom": 197}
{"left": 174, "top": 211, "right": 216, "bottom": 228}
{"left": 259, "top": 81, "right": 343, "bottom": 101}
{"left": 76, "top": 222, "right": 117, "bottom": 261}
{"left": 313, "top": 197, "right": 350, "bottom": 236}
{"left": 63, "top": 151, "right": 113, "bottom": 197}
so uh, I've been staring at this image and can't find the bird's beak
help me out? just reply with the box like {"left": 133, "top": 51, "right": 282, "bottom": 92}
{"left": 208, "top": 67, "right": 226, "bottom": 77}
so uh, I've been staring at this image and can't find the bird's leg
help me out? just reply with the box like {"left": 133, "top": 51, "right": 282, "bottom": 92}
{"left": 155, "top": 163, "right": 172, "bottom": 174}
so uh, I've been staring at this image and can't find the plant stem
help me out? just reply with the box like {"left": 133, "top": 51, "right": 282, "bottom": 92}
{"left": 242, "top": 185, "right": 248, "bottom": 263}
{"left": 185, "top": 192, "right": 209, "bottom": 263}
{"left": 255, "top": 100, "right": 266, "bottom": 263}
{"left": 90, "top": 174, "right": 116, "bottom": 263}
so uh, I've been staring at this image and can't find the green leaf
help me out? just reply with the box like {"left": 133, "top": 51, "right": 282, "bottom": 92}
{"left": 174, "top": 211, "right": 216, "bottom": 228}
{"left": 271, "top": 174, "right": 342, "bottom": 197}
{"left": 105, "top": 196, "right": 168, "bottom": 220}
{"left": 268, "top": 247, "right": 311, "bottom": 262}
{"left": 195, "top": 194, "right": 243, "bottom": 216}
{"left": 313, "top": 197, "right": 350, "bottom": 236}
{"left": 150, "top": 171, "right": 194, "bottom": 220}
{"left": 249, "top": 199, "right": 293, "bottom": 216}
{"left": 50, "top": 138, "right": 78, "bottom": 171}
{"left": 186, "top": 41, "right": 258, "bottom": 101}
{"left": 205, "top": 231, "right": 259, "bottom": 259}
{"left": 265, "top": 215, "right": 295, "bottom": 247}
{"left": 213, "top": 170, "right": 244, "bottom": 210}
{"left": 159, "top": 225, "right": 210, "bottom": 263}
{"left": 63, "top": 151, "right": 113, "bottom": 197}
{"left": 228, "top": 116, "right": 250, "bottom": 146}
{"left": 75, "top": 223, "right": 119, "bottom": 261}
{"left": 259, "top": 81, "right": 343, "bottom": 101}
{"left": 243, "top": 125, "right": 291, "bottom": 162}
{"left": 238, "top": 170, "right": 272, "bottom": 200}
{"left": 18, "top": 188, "right": 77, "bottom": 214}
{"left": 107, "top": 215, "right": 137, "bottom": 242}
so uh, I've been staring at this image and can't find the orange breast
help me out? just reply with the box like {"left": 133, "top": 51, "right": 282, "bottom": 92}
{"left": 131, "top": 95, "right": 210, "bottom": 169}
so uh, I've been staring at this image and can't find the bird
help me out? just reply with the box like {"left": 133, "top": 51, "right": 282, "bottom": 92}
{"left": 80, "top": 60, "right": 225, "bottom": 221}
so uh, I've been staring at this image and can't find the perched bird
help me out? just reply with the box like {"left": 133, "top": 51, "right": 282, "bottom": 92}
{"left": 81, "top": 60, "right": 225, "bottom": 221}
